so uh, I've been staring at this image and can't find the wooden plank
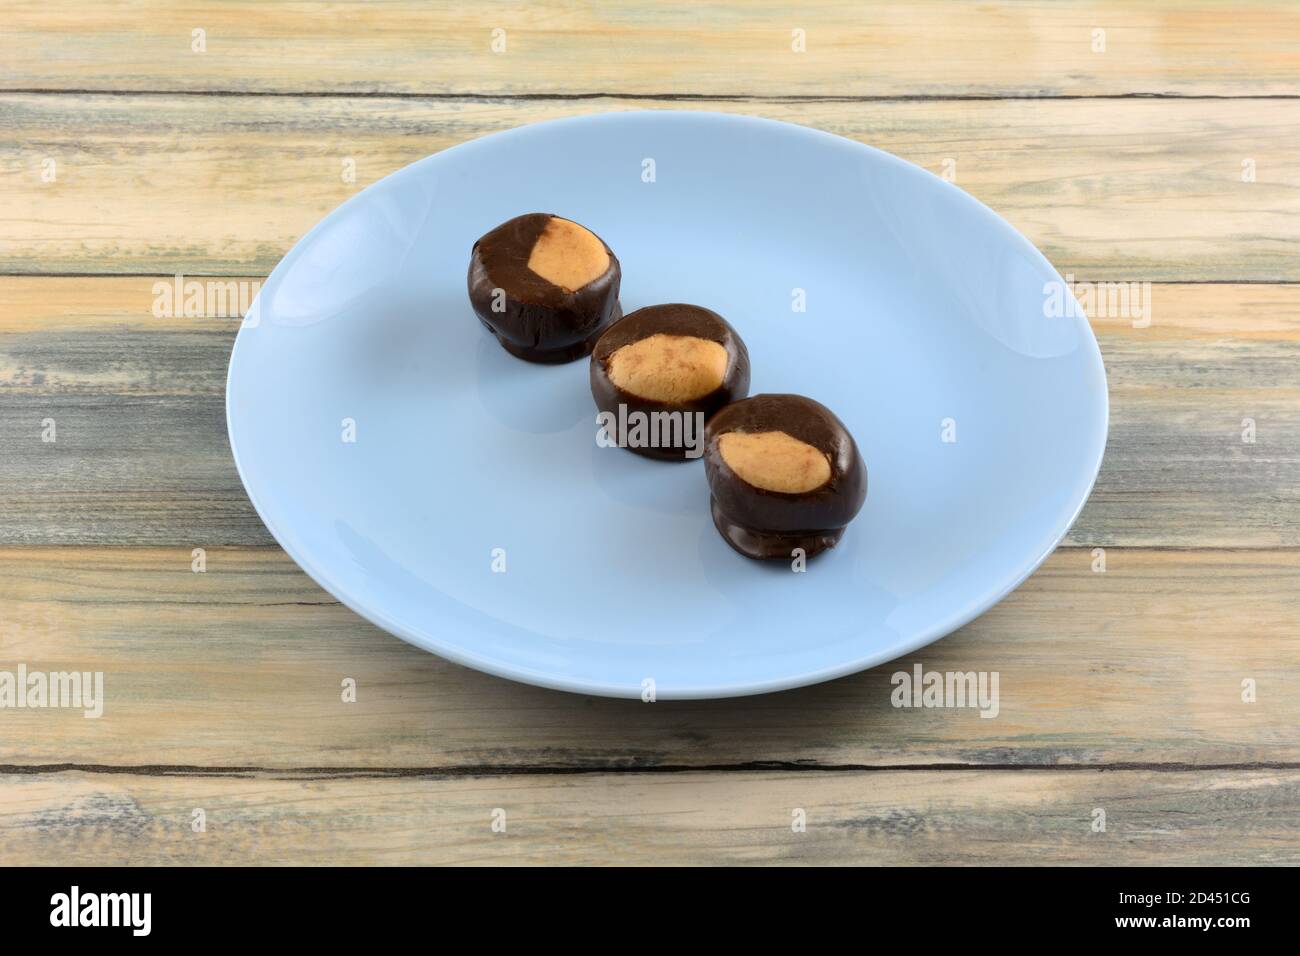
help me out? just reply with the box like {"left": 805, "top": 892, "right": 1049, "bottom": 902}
{"left": 2, "top": 95, "right": 1298, "bottom": 280}
{"left": 1, "top": 546, "right": 1296, "bottom": 769}
{"left": 2, "top": 278, "right": 1296, "bottom": 547}
{"left": 0, "top": 768, "right": 1294, "bottom": 865}
{"left": 4, "top": 1, "right": 1298, "bottom": 98}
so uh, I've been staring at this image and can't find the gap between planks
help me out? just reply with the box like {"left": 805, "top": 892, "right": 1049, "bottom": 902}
{"left": 5, "top": 761, "right": 1300, "bottom": 780}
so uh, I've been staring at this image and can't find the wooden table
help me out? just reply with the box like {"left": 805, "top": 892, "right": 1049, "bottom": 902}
{"left": 1, "top": 2, "right": 1297, "bottom": 865}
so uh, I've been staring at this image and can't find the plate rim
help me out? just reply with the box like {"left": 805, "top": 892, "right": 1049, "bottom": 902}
{"left": 225, "top": 109, "right": 1109, "bottom": 699}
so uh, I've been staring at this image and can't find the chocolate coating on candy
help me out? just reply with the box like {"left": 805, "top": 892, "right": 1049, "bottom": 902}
{"left": 468, "top": 213, "right": 622, "bottom": 363}
{"left": 704, "top": 394, "right": 867, "bottom": 560}
{"left": 590, "top": 304, "right": 751, "bottom": 461}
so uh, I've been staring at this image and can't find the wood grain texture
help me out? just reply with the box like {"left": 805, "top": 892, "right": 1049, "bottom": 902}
{"left": 4, "top": 1, "right": 1297, "bottom": 868}
{"left": 2, "top": 95, "right": 1297, "bottom": 280}
{"left": 1, "top": 546, "right": 1295, "bottom": 769}
{"left": 2, "top": 279, "right": 1296, "bottom": 547}
{"left": 0, "top": 768, "right": 1295, "bottom": 865}
{"left": 4, "top": 1, "right": 1299, "bottom": 98}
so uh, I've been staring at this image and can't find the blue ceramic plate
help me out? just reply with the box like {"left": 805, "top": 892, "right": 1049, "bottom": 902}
{"left": 226, "top": 111, "right": 1107, "bottom": 699}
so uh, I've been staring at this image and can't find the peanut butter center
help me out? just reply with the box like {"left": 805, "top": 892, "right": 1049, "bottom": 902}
{"left": 717, "top": 430, "right": 832, "bottom": 494}
{"left": 607, "top": 333, "right": 729, "bottom": 403}
{"left": 526, "top": 217, "right": 610, "bottom": 292}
